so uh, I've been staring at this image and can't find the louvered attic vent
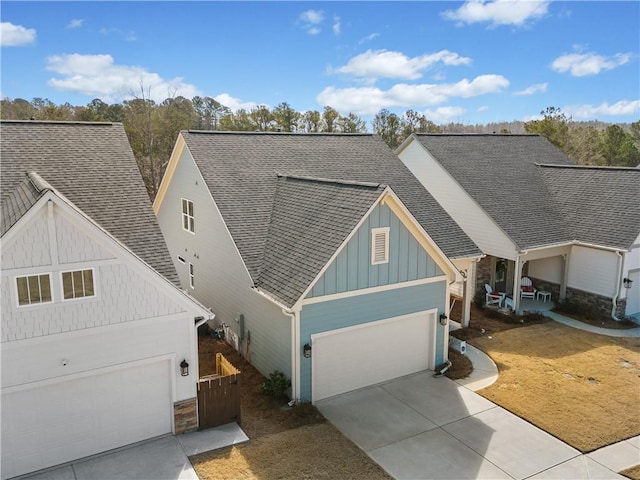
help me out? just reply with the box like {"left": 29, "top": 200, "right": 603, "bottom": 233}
{"left": 371, "top": 227, "right": 390, "bottom": 265}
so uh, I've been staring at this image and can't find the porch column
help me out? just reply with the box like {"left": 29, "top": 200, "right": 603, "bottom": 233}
{"left": 559, "top": 253, "right": 569, "bottom": 299}
{"left": 513, "top": 257, "right": 524, "bottom": 313}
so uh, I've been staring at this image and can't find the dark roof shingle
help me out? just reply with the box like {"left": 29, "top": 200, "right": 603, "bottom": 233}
{"left": 413, "top": 134, "right": 640, "bottom": 251}
{"left": 1, "top": 120, "right": 179, "bottom": 284}
{"left": 182, "top": 131, "right": 481, "bottom": 306}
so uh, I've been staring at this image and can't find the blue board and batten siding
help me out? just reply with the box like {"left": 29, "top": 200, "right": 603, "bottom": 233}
{"left": 299, "top": 202, "right": 448, "bottom": 402}
{"left": 299, "top": 282, "right": 446, "bottom": 401}
{"left": 307, "top": 203, "right": 443, "bottom": 298}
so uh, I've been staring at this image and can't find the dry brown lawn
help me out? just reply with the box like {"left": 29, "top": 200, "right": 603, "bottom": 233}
{"left": 191, "top": 423, "right": 391, "bottom": 480}
{"left": 193, "top": 334, "right": 392, "bottom": 479}
{"left": 468, "top": 321, "right": 640, "bottom": 452}
{"left": 621, "top": 464, "right": 640, "bottom": 480}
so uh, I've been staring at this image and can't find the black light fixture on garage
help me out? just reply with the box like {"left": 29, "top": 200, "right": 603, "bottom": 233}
{"left": 303, "top": 343, "right": 312, "bottom": 358}
{"left": 439, "top": 313, "right": 448, "bottom": 326}
{"left": 180, "top": 359, "right": 190, "bottom": 376}
{"left": 623, "top": 277, "right": 633, "bottom": 289}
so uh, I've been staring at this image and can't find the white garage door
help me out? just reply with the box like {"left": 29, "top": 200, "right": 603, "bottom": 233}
{"left": 1, "top": 360, "right": 172, "bottom": 479}
{"left": 312, "top": 311, "right": 437, "bottom": 402}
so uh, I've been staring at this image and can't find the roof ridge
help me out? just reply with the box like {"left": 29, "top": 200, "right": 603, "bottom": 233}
{"left": 185, "top": 129, "right": 372, "bottom": 137}
{"left": 276, "top": 173, "right": 383, "bottom": 189}
{"left": 414, "top": 133, "right": 539, "bottom": 137}
{"left": 0, "top": 120, "right": 116, "bottom": 126}
{"left": 26, "top": 171, "right": 54, "bottom": 193}
{"left": 537, "top": 163, "right": 640, "bottom": 171}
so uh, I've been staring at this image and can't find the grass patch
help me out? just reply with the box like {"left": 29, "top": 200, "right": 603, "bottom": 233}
{"left": 468, "top": 322, "right": 640, "bottom": 452}
{"left": 621, "top": 464, "right": 640, "bottom": 480}
{"left": 191, "top": 423, "right": 392, "bottom": 480}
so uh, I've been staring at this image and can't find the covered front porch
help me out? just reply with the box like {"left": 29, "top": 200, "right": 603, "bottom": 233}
{"left": 475, "top": 244, "right": 571, "bottom": 315}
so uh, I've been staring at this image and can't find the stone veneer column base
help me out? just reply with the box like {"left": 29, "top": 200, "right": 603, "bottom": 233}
{"left": 174, "top": 398, "right": 198, "bottom": 434}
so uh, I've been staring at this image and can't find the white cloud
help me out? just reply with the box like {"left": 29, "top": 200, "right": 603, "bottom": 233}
{"left": 99, "top": 27, "right": 137, "bottom": 42}
{"left": 213, "top": 93, "right": 258, "bottom": 112}
{"left": 442, "top": 0, "right": 550, "bottom": 27}
{"left": 359, "top": 33, "right": 379, "bottom": 45}
{"left": 564, "top": 99, "right": 640, "bottom": 119}
{"left": 298, "top": 9, "right": 324, "bottom": 35}
{"left": 46, "top": 53, "right": 200, "bottom": 102}
{"left": 66, "top": 19, "right": 84, "bottom": 29}
{"left": 333, "top": 16, "right": 341, "bottom": 35}
{"left": 477, "top": 106, "right": 489, "bottom": 112}
{"left": 423, "top": 106, "right": 467, "bottom": 123}
{"left": 332, "top": 49, "right": 472, "bottom": 80}
{"left": 513, "top": 82, "right": 548, "bottom": 95}
{"left": 317, "top": 74, "right": 509, "bottom": 115}
{"left": 1, "top": 22, "right": 36, "bottom": 46}
{"left": 551, "top": 52, "right": 633, "bottom": 77}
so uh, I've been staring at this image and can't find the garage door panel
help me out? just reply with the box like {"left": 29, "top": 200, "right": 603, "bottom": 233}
{"left": 1, "top": 360, "right": 172, "bottom": 479}
{"left": 312, "top": 312, "right": 436, "bottom": 402}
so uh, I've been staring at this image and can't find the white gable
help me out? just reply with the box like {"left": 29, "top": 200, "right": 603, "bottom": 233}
{"left": 1, "top": 195, "right": 195, "bottom": 343}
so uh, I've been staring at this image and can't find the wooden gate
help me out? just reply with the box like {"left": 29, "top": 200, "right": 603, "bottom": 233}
{"left": 197, "top": 353, "right": 241, "bottom": 430}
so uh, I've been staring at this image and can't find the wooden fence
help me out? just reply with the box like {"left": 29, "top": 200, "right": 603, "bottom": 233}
{"left": 197, "top": 353, "right": 241, "bottom": 430}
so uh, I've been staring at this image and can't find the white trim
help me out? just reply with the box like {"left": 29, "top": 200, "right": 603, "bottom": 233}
{"left": 1, "top": 311, "right": 194, "bottom": 349}
{"left": 14, "top": 272, "right": 54, "bottom": 308}
{"left": 371, "top": 226, "right": 390, "bottom": 265}
{"left": 181, "top": 198, "right": 195, "bottom": 234}
{"left": 301, "top": 275, "right": 448, "bottom": 306}
{"left": 60, "top": 267, "right": 97, "bottom": 302}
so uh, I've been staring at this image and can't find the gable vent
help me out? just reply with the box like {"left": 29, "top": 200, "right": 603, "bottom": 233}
{"left": 371, "top": 227, "right": 390, "bottom": 265}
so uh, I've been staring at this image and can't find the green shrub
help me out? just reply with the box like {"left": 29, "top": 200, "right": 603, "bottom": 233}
{"left": 260, "top": 371, "right": 291, "bottom": 398}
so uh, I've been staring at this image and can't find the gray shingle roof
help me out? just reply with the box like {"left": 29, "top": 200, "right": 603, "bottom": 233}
{"left": 413, "top": 134, "right": 575, "bottom": 249}
{"left": 1, "top": 173, "right": 45, "bottom": 237}
{"left": 1, "top": 120, "right": 179, "bottom": 284}
{"left": 538, "top": 165, "right": 640, "bottom": 250}
{"left": 412, "top": 134, "right": 640, "bottom": 251}
{"left": 182, "top": 131, "right": 481, "bottom": 306}
{"left": 257, "top": 175, "right": 386, "bottom": 307}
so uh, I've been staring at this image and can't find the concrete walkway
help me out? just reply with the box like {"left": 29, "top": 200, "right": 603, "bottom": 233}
{"left": 545, "top": 310, "right": 640, "bottom": 337}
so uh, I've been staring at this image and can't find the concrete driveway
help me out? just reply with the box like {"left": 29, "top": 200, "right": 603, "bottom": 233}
{"left": 14, "top": 423, "right": 248, "bottom": 480}
{"left": 316, "top": 371, "right": 625, "bottom": 479}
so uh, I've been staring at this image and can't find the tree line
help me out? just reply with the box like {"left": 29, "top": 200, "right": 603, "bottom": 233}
{"left": 1, "top": 97, "right": 638, "bottom": 199}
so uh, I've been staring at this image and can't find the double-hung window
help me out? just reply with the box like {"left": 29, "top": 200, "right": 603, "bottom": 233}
{"left": 371, "top": 227, "right": 390, "bottom": 265}
{"left": 182, "top": 199, "right": 195, "bottom": 233}
{"left": 189, "top": 263, "right": 195, "bottom": 289}
{"left": 62, "top": 269, "right": 95, "bottom": 300}
{"left": 16, "top": 274, "right": 52, "bottom": 306}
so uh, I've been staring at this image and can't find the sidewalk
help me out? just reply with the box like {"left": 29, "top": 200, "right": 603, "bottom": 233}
{"left": 458, "top": 338, "right": 639, "bottom": 479}
{"left": 545, "top": 310, "right": 640, "bottom": 337}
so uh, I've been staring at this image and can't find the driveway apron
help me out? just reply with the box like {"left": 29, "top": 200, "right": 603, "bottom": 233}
{"left": 317, "top": 371, "right": 602, "bottom": 480}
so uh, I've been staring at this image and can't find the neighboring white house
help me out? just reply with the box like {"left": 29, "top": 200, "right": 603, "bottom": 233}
{"left": 0, "top": 121, "right": 213, "bottom": 480}
{"left": 397, "top": 133, "right": 640, "bottom": 321}
{"left": 153, "top": 131, "right": 482, "bottom": 403}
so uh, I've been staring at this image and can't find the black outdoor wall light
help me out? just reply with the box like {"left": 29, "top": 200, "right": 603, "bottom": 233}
{"left": 623, "top": 278, "right": 633, "bottom": 289}
{"left": 180, "top": 359, "right": 190, "bottom": 376}
{"left": 439, "top": 313, "right": 448, "bottom": 326}
{"left": 303, "top": 343, "right": 312, "bottom": 358}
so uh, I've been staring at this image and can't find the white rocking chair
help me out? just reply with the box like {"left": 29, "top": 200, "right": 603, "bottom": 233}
{"left": 485, "top": 284, "right": 505, "bottom": 307}
{"left": 520, "top": 277, "right": 537, "bottom": 299}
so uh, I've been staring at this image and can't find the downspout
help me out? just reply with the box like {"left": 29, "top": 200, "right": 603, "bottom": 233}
{"left": 612, "top": 251, "right": 624, "bottom": 321}
{"left": 282, "top": 306, "right": 301, "bottom": 404}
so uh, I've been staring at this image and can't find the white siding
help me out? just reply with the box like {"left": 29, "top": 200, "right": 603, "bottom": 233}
{"left": 567, "top": 246, "right": 618, "bottom": 296}
{"left": 1, "top": 315, "right": 193, "bottom": 400}
{"left": 1, "top": 204, "right": 186, "bottom": 343}
{"left": 399, "top": 141, "right": 517, "bottom": 259}
{"left": 155, "top": 144, "right": 292, "bottom": 380}
{"left": 1, "top": 208, "right": 51, "bottom": 269}
{"left": 622, "top": 235, "right": 640, "bottom": 315}
{"left": 529, "top": 256, "right": 563, "bottom": 283}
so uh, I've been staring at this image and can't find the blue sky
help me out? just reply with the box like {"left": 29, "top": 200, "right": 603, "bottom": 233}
{"left": 2, "top": 1, "right": 639, "bottom": 125}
